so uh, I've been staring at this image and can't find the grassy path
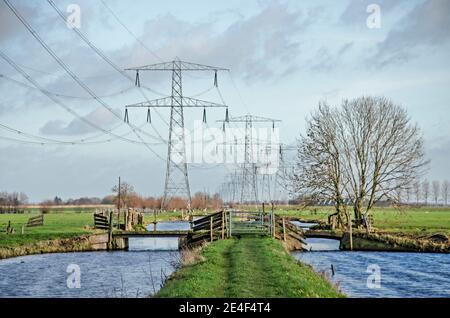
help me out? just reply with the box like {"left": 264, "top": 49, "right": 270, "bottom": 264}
{"left": 157, "top": 237, "right": 343, "bottom": 298}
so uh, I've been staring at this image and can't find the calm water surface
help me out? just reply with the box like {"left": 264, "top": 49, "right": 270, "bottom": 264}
{"left": 293, "top": 238, "right": 450, "bottom": 298}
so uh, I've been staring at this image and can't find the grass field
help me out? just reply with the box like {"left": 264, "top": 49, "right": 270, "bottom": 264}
{"left": 157, "top": 237, "right": 343, "bottom": 298}
{"left": 1, "top": 206, "right": 449, "bottom": 249}
{"left": 0, "top": 211, "right": 95, "bottom": 248}
{"left": 275, "top": 207, "right": 450, "bottom": 235}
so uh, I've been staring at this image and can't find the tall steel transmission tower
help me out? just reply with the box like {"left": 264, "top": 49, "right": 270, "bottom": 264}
{"left": 274, "top": 144, "right": 296, "bottom": 202}
{"left": 125, "top": 59, "right": 228, "bottom": 209}
{"left": 218, "top": 115, "right": 281, "bottom": 204}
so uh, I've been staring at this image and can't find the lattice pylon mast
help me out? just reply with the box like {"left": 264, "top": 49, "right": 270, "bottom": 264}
{"left": 259, "top": 167, "right": 272, "bottom": 203}
{"left": 274, "top": 144, "right": 296, "bottom": 202}
{"left": 242, "top": 116, "right": 258, "bottom": 204}
{"left": 165, "top": 63, "right": 188, "bottom": 207}
{"left": 218, "top": 114, "right": 281, "bottom": 205}
{"left": 125, "top": 59, "right": 228, "bottom": 209}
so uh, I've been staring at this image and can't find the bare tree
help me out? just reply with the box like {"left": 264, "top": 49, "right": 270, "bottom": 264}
{"left": 432, "top": 180, "right": 441, "bottom": 206}
{"left": 18, "top": 192, "right": 29, "bottom": 205}
{"left": 293, "top": 96, "right": 428, "bottom": 229}
{"left": 413, "top": 180, "right": 421, "bottom": 205}
{"left": 112, "top": 181, "right": 135, "bottom": 208}
{"left": 338, "top": 97, "right": 427, "bottom": 226}
{"left": 405, "top": 185, "right": 413, "bottom": 204}
{"left": 422, "top": 180, "right": 430, "bottom": 205}
{"left": 442, "top": 180, "right": 449, "bottom": 206}
{"left": 292, "top": 102, "right": 347, "bottom": 227}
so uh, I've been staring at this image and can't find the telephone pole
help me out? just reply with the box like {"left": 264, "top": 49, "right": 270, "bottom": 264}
{"left": 125, "top": 58, "right": 228, "bottom": 209}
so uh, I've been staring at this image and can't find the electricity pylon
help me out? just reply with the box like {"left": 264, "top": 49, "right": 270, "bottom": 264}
{"left": 125, "top": 58, "right": 228, "bottom": 209}
{"left": 218, "top": 114, "right": 281, "bottom": 204}
{"left": 274, "top": 144, "right": 296, "bottom": 202}
{"left": 259, "top": 165, "right": 273, "bottom": 203}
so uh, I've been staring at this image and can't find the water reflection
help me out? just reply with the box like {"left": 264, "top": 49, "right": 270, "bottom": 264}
{"left": 290, "top": 221, "right": 318, "bottom": 229}
{"left": 146, "top": 221, "right": 191, "bottom": 231}
{"left": 129, "top": 237, "right": 180, "bottom": 251}
{"left": 303, "top": 238, "right": 340, "bottom": 251}
{"left": 0, "top": 251, "right": 179, "bottom": 298}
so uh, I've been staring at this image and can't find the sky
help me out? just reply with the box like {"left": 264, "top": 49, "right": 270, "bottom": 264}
{"left": 0, "top": 0, "right": 449, "bottom": 202}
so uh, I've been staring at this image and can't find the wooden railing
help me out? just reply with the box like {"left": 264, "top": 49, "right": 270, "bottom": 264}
{"left": 273, "top": 216, "right": 305, "bottom": 244}
{"left": 26, "top": 214, "right": 44, "bottom": 228}
{"left": 187, "top": 209, "right": 306, "bottom": 248}
{"left": 189, "top": 211, "right": 226, "bottom": 245}
{"left": 94, "top": 213, "right": 109, "bottom": 230}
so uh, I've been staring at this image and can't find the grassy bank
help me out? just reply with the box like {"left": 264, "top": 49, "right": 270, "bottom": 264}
{"left": 0, "top": 234, "right": 108, "bottom": 259}
{"left": 0, "top": 208, "right": 211, "bottom": 250}
{"left": 276, "top": 206, "right": 450, "bottom": 235}
{"left": 0, "top": 212, "right": 95, "bottom": 248}
{"left": 157, "top": 237, "right": 343, "bottom": 298}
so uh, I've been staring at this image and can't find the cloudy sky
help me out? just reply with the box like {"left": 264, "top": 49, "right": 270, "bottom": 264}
{"left": 0, "top": 0, "right": 449, "bottom": 202}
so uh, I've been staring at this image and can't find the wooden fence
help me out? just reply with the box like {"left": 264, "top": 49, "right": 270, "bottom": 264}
{"left": 273, "top": 216, "right": 305, "bottom": 244}
{"left": 188, "top": 209, "right": 305, "bottom": 247}
{"left": 189, "top": 211, "right": 225, "bottom": 245}
{"left": 94, "top": 213, "right": 109, "bottom": 230}
{"left": 94, "top": 209, "right": 144, "bottom": 231}
{"left": 26, "top": 214, "right": 44, "bottom": 228}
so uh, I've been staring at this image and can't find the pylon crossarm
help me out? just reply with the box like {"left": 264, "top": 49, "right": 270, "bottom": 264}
{"left": 126, "top": 97, "right": 227, "bottom": 108}
{"left": 217, "top": 115, "right": 282, "bottom": 123}
{"left": 182, "top": 97, "right": 227, "bottom": 108}
{"left": 125, "top": 60, "right": 228, "bottom": 72}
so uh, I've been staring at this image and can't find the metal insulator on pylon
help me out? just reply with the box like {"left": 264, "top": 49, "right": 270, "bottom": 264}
{"left": 147, "top": 108, "right": 152, "bottom": 123}
{"left": 124, "top": 108, "right": 129, "bottom": 123}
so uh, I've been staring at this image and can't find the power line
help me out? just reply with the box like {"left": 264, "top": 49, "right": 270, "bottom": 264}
{"left": 217, "top": 114, "right": 281, "bottom": 204}
{"left": 99, "top": 0, "right": 164, "bottom": 63}
{"left": 125, "top": 59, "right": 229, "bottom": 209}
{"left": 2, "top": 0, "right": 167, "bottom": 162}
{"left": 0, "top": 50, "right": 162, "bottom": 149}
{"left": 0, "top": 121, "right": 158, "bottom": 146}
{"left": 46, "top": 0, "right": 169, "bottom": 145}
{"left": 0, "top": 73, "right": 136, "bottom": 100}
{"left": 14, "top": 62, "right": 118, "bottom": 79}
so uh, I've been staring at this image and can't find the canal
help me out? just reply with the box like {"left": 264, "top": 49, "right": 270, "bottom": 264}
{"left": 0, "top": 221, "right": 191, "bottom": 298}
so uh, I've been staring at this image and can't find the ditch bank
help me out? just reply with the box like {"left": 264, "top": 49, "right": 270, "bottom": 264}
{"left": 340, "top": 232, "right": 450, "bottom": 253}
{"left": 297, "top": 218, "right": 450, "bottom": 253}
{"left": 0, "top": 233, "right": 116, "bottom": 260}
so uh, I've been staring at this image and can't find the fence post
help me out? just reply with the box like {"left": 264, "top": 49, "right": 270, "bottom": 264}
{"left": 221, "top": 211, "right": 225, "bottom": 240}
{"left": 229, "top": 211, "right": 232, "bottom": 237}
{"left": 271, "top": 203, "right": 275, "bottom": 238}
{"left": 282, "top": 217, "right": 286, "bottom": 241}
{"left": 210, "top": 217, "right": 213, "bottom": 242}
{"left": 349, "top": 217, "right": 353, "bottom": 251}
{"left": 108, "top": 211, "right": 113, "bottom": 250}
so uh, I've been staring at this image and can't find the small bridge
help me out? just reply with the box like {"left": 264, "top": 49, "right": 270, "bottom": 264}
{"left": 107, "top": 209, "right": 306, "bottom": 250}
{"left": 189, "top": 210, "right": 305, "bottom": 249}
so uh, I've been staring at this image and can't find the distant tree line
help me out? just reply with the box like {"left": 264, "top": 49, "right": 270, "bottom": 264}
{"left": 0, "top": 191, "right": 29, "bottom": 207}
{"left": 36, "top": 181, "right": 222, "bottom": 211}
{"left": 108, "top": 180, "right": 222, "bottom": 210}
{"left": 401, "top": 179, "right": 450, "bottom": 206}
